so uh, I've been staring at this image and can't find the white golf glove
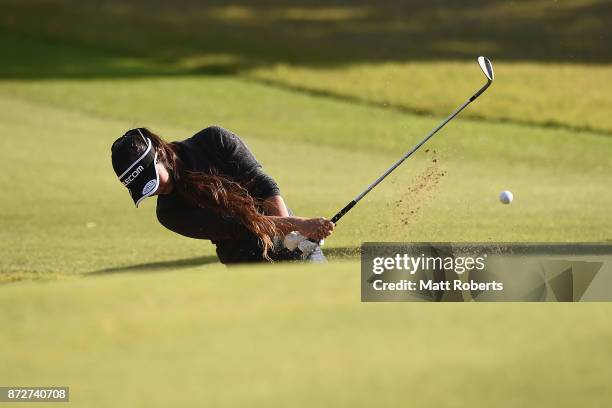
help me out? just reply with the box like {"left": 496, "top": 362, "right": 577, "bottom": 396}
{"left": 283, "top": 231, "right": 323, "bottom": 257}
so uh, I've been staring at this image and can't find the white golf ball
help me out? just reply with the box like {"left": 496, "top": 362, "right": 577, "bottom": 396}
{"left": 499, "top": 190, "right": 513, "bottom": 204}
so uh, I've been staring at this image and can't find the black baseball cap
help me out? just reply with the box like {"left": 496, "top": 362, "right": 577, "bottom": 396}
{"left": 111, "top": 128, "right": 160, "bottom": 207}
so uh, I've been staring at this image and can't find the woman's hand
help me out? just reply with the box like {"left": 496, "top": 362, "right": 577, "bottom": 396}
{"left": 268, "top": 215, "right": 335, "bottom": 241}
{"left": 298, "top": 217, "right": 335, "bottom": 241}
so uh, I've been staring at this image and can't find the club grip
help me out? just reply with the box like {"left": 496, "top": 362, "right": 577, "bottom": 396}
{"left": 330, "top": 200, "right": 357, "bottom": 224}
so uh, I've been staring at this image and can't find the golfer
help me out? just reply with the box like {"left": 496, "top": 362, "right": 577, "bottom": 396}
{"left": 111, "top": 126, "right": 334, "bottom": 264}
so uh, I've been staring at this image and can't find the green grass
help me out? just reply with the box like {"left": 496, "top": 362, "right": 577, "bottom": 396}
{"left": 248, "top": 60, "right": 612, "bottom": 133}
{"left": 2, "top": 0, "right": 609, "bottom": 63}
{"left": 2, "top": 264, "right": 612, "bottom": 407}
{"left": 1, "top": 3, "right": 612, "bottom": 406}
{"left": 2, "top": 76, "right": 611, "bottom": 281}
{"left": 1, "top": 0, "right": 611, "bottom": 132}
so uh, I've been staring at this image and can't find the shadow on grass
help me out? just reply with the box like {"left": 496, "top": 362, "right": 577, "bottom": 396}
{"left": 88, "top": 246, "right": 360, "bottom": 276}
{"left": 89, "top": 255, "right": 220, "bottom": 276}
{"left": 0, "top": 0, "right": 610, "bottom": 80}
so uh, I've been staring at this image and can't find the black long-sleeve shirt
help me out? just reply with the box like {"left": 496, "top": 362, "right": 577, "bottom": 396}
{"left": 156, "top": 126, "right": 287, "bottom": 263}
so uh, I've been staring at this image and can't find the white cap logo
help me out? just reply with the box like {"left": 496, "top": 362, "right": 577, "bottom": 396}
{"left": 142, "top": 179, "right": 157, "bottom": 196}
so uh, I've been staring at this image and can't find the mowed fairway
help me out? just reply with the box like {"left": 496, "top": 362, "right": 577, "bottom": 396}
{"left": 1, "top": 1, "right": 612, "bottom": 405}
{"left": 2, "top": 71, "right": 612, "bottom": 406}
{"left": 3, "top": 266, "right": 612, "bottom": 407}
{"left": 2, "top": 76, "right": 611, "bottom": 279}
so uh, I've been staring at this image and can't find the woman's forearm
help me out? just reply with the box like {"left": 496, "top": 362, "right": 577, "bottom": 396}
{"left": 268, "top": 215, "right": 335, "bottom": 241}
{"left": 268, "top": 216, "right": 305, "bottom": 235}
{"left": 263, "top": 195, "right": 290, "bottom": 217}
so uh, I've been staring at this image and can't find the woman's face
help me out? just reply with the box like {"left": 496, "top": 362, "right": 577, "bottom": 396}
{"left": 154, "top": 162, "right": 173, "bottom": 195}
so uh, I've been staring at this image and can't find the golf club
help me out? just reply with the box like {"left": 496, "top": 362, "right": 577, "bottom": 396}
{"left": 329, "top": 56, "right": 495, "bottom": 224}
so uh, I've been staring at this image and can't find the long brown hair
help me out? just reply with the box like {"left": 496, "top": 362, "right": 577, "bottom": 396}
{"left": 139, "top": 128, "right": 278, "bottom": 259}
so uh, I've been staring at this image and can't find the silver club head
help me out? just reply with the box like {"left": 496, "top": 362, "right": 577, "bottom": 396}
{"left": 478, "top": 56, "right": 494, "bottom": 81}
